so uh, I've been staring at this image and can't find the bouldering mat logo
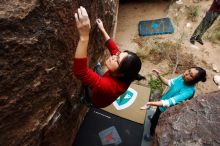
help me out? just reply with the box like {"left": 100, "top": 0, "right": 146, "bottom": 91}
{"left": 99, "top": 126, "right": 122, "bottom": 145}
{"left": 113, "top": 87, "right": 137, "bottom": 110}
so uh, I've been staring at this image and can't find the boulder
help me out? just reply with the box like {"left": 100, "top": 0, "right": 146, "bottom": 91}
{"left": 153, "top": 91, "right": 220, "bottom": 146}
{"left": 0, "top": 0, "right": 118, "bottom": 145}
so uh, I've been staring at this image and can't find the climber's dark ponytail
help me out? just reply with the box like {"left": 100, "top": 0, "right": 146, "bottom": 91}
{"left": 135, "top": 74, "right": 146, "bottom": 81}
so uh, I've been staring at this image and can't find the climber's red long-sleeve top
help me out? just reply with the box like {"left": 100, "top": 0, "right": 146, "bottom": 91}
{"left": 73, "top": 39, "right": 129, "bottom": 108}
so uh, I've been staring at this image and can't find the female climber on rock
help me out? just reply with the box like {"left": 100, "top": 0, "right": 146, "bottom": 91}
{"left": 73, "top": 6, "right": 145, "bottom": 108}
{"left": 141, "top": 67, "right": 206, "bottom": 140}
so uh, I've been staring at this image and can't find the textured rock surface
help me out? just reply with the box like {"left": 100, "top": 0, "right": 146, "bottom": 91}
{"left": 153, "top": 91, "right": 220, "bottom": 146}
{"left": 0, "top": 0, "right": 118, "bottom": 146}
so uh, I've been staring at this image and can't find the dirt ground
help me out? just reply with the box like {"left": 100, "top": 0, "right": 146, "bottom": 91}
{"left": 115, "top": 0, "right": 220, "bottom": 95}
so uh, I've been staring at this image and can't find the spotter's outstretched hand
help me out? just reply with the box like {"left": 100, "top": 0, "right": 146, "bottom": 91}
{"left": 152, "top": 69, "right": 161, "bottom": 77}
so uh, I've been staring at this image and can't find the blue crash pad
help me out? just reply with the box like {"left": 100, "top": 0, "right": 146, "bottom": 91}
{"left": 138, "top": 17, "right": 174, "bottom": 36}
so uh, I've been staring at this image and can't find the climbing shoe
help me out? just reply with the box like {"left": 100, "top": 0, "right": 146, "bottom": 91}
{"left": 190, "top": 35, "right": 204, "bottom": 45}
{"left": 195, "top": 37, "right": 204, "bottom": 45}
{"left": 190, "top": 36, "right": 196, "bottom": 45}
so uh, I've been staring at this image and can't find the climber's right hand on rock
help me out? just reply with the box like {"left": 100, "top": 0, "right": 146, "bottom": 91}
{"left": 75, "top": 6, "right": 91, "bottom": 40}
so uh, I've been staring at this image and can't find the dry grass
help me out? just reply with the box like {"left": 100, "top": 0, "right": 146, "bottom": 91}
{"left": 134, "top": 36, "right": 199, "bottom": 73}
{"left": 206, "top": 21, "right": 220, "bottom": 43}
{"left": 147, "top": 40, "right": 180, "bottom": 64}
{"left": 133, "top": 36, "right": 151, "bottom": 60}
{"left": 136, "top": 49, "right": 149, "bottom": 60}
{"left": 170, "top": 53, "right": 195, "bottom": 73}
{"left": 187, "top": 5, "right": 200, "bottom": 22}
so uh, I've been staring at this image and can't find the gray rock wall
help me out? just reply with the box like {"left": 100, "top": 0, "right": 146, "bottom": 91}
{"left": 0, "top": 0, "right": 118, "bottom": 146}
{"left": 153, "top": 91, "right": 220, "bottom": 146}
